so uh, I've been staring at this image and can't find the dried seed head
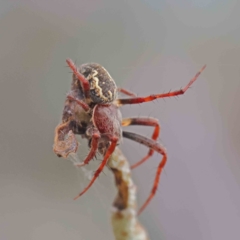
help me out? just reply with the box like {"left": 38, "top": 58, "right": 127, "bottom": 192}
{"left": 79, "top": 63, "right": 117, "bottom": 104}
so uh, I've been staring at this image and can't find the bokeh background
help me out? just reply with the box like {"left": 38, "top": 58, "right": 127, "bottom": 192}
{"left": 1, "top": 1, "right": 240, "bottom": 239}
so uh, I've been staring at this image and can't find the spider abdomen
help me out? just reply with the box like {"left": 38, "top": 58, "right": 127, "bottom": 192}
{"left": 79, "top": 63, "right": 117, "bottom": 104}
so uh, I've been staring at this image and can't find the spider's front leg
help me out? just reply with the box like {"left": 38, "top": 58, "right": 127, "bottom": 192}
{"left": 66, "top": 59, "right": 90, "bottom": 99}
{"left": 74, "top": 128, "right": 100, "bottom": 167}
{"left": 72, "top": 102, "right": 121, "bottom": 200}
{"left": 116, "top": 65, "right": 206, "bottom": 106}
{"left": 67, "top": 94, "right": 90, "bottom": 112}
{"left": 74, "top": 136, "right": 118, "bottom": 200}
{"left": 122, "top": 117, "right": 160, "bottom": 169}
{"left": 122, "top": 131, "right": 167, "bottom": 215}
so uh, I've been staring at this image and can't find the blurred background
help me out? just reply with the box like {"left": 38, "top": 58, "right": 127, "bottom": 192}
{"left": 1, "top": 0, "right": 240, "bottom": 239}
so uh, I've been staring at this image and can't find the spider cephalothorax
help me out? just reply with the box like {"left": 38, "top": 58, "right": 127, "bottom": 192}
{"left": 53, "top": 58, "right": 206, "bottom": 214}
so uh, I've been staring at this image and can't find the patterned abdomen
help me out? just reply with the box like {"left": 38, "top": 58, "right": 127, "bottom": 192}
{"left": 79, "top": 63, "right": 117, "bottom": 103}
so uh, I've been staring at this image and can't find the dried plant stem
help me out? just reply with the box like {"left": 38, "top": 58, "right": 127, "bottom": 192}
{"left": 108, "top": 147, "right": 149, "bottom": 240}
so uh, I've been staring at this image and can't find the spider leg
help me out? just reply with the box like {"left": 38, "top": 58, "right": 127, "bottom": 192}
{"left": 67, "top": 94, "right": 90, "bottom": 112}
{"left": 53, "top": 121, "right": 78, "bottom": 158}
{"left": 122, "top": 131, "right": 167, "bottom": 215}
{"left": 74, "top": 136, "right": 118, "bottom": 200}
{"left": 117, "top": 88, "right": 137, "bottom": 97}
{"left": 74, "top": 128, "right": 100, "bottom": 167}
{"left": 122, "top": 118, "right": 160, "bottom": 169}
{"left": 66, "top": 58, "right": 90, "bottom": 99}
{"left": 116, "top": 65, "right": 206, "bottom": 106}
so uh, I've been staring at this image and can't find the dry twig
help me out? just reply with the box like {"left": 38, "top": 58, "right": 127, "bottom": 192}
{"left": 108, "top": 147, "right": 149, "bottom": 240}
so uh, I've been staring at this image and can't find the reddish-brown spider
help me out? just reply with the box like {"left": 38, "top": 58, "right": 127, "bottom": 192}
{"left": 53, "top": 59, "right": 206, "bottom": 215}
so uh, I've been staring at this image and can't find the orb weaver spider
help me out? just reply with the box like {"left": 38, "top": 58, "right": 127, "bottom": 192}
{"left": 53, "top": 59, "right": 206, "bottom": 215}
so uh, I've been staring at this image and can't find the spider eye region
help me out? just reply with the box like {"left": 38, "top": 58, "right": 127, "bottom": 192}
{"left": 80, "top": 63, "right": 117, "bottom": 104}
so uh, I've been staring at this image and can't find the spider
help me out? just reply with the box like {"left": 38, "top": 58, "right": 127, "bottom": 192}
{"left": 53, "top": 59, "right": 206, "bottom": 215}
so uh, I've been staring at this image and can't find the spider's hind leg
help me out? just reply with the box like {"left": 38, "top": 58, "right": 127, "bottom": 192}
{"left": 117, "top": 87, "right": 137, "bottom": 97}
{"left": 122, "top": 131, "right": 167, "bottom": 215}
{"left": 74, "top": 136, "right": 118, "bottom": 200}
{"left": 122, "top": 117, "right": 160, "bottom": 169}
